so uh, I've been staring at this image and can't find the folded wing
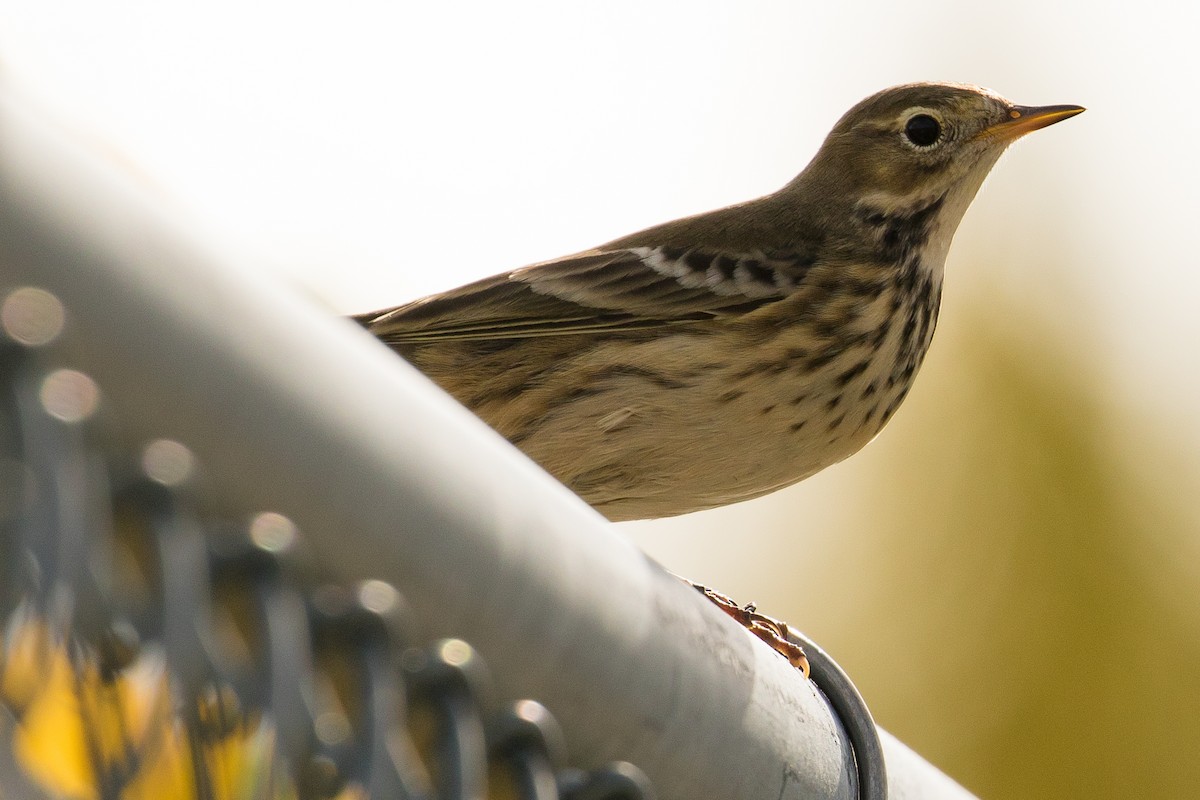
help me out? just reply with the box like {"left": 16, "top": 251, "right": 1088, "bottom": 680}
{"left": 355, "top": 246, "right": 816, "bottom": 343}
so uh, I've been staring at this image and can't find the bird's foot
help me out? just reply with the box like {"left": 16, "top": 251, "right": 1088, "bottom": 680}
{"left": 691, "top": 582, "right": 809, "bottom": 678}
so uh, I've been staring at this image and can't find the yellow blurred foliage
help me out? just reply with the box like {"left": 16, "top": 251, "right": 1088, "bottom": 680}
{"left": 0, "top": 613, "right": 371, "bottom": 800}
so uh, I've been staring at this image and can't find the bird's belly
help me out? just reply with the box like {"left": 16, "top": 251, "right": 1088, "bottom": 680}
{"left": 513, "top": 328, "right": 926, "bottom": 520}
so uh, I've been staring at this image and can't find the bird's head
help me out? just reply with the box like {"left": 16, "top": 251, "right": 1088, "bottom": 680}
{"left": 792, "top": 82, "right": 1083, "bottom": 261}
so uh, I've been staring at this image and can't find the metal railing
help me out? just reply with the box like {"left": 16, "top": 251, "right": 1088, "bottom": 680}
{"left": 0, "top": 83, "right": 976, "bottom": 800}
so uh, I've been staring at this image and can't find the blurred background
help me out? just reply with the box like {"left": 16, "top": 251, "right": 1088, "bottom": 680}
{"left": 0, "top": 1, "right": 1195, "bottom": 797}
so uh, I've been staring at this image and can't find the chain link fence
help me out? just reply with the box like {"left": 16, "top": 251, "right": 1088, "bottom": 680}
{"left": 1, "top": 294, "right": 655, "bottom": 799}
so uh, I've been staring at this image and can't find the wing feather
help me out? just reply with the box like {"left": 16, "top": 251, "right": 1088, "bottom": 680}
{"left": 355, "top": 246, "right": 815, "bottom": 344}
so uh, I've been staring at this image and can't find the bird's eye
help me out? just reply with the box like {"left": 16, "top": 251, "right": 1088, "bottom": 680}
{"left": 904, "top": 114, "right": 942, "bottom": 147}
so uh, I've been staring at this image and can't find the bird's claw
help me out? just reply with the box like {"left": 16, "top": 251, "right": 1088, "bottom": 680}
{"left": 692, "top": 583, "right": 810, "bottom": 678}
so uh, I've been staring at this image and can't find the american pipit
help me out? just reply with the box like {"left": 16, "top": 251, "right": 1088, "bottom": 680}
{"left": 356, "top": 83, "right": 1083, "bottom": 522}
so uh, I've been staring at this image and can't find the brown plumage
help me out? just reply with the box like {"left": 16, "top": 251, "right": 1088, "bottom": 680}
{"left": 356, "top": 83, "right": 1083, "bottom": 520}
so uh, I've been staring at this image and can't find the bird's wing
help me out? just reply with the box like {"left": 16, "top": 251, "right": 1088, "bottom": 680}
{"left": 355, "top": 245, "right": 816, "bottom": 343}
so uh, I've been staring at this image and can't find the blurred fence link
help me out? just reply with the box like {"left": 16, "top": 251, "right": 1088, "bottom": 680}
{"left": 0, "top": 291, "right": 652, "bottom": 800}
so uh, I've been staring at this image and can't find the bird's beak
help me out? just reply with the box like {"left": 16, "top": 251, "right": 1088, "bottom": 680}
{"left": 977, "top": 104, "right": 1085, "bottom": 142}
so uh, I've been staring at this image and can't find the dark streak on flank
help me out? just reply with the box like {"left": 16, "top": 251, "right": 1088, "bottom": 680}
{"left": 590, "top": 364, "right": 693, "bottom": 391}
{"left": 805, "top": 347, "right": 842, "bottom": 372}
{"left": 837, "top": 359, "right": 871, "bottom": 387}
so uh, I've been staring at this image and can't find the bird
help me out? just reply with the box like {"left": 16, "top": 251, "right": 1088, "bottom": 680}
{"left": 356, "top": 82, "right": 1083, "bottom": 523}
